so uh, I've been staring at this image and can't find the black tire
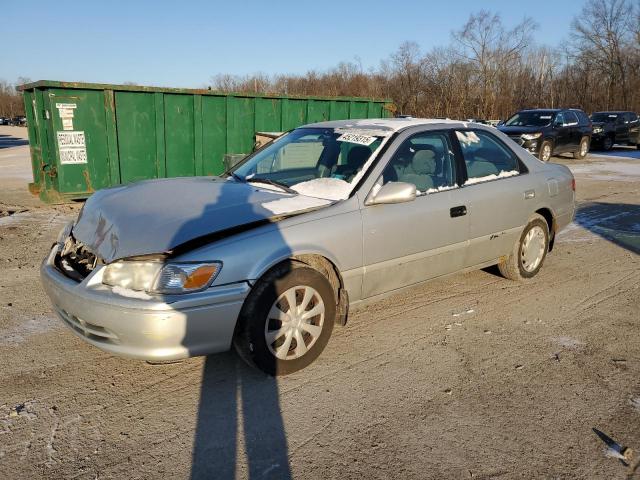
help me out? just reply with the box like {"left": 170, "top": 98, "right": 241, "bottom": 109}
{"left": 573, "top": 136, "right": 590, "bottom": 159}
{"left": 539, "top": 140, "right": 552, "bottom": 162}
{"left": 602, "top": 136, "right": 614, "bottom": 151}
{"left": 233, "top": 261, "right": 335, "bottom": 376}
{"left": 498, "top": 214, "right": 550, "bottom": 281}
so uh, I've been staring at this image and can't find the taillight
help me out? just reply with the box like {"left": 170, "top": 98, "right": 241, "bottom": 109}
{"left": 571, "top": 178, "right": 576, "bottom": 191}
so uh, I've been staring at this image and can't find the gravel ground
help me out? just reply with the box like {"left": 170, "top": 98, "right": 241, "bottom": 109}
{"left": 1, "top": 126, "right": 639, "bottom": 479}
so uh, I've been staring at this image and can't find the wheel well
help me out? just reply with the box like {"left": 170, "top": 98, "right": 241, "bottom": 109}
{"left": 291, "top": 254, "right": 349, "bottom": 326}
{"left": 291, "top": 254, "right": 343, "bottom": 297}
{"left": 535, "top": 208, "right": 555, "bottom": 251}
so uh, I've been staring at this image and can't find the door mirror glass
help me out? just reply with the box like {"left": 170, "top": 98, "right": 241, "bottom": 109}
{"left": 366, "top": 181, "right": 416, "bottom": 206}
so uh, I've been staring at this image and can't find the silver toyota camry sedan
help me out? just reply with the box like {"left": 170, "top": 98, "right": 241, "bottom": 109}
{"left": 41, "top": 118, "right": 575, "bottom": 375}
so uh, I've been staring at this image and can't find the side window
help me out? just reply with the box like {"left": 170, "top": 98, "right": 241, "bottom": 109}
{"left": 455, "top": 130, "right": 519, "bottom": 183}
{"left": 554, "top": 112, "right": 565, "bottom": 126}
{"left": 628, "top": 113, "right": 638, "bottom": 123}
{"left": 382, "top": 132, "right": 457, "bottom": 194}
{"left": 564, "top": 112, "right": 579, "bottom": 126}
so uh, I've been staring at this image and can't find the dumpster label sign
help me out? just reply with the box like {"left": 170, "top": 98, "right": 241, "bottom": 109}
{"left": 56, "top": 103, "right": 76, "bottom": 130}
{"left": 57, "top": 131, "right": 87, "bottom": 164}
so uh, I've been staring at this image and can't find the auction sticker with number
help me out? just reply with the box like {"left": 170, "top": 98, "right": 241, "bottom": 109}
{"left": 57, "top": 131, "right": 88, "bottom": 164}
{"left": 336, "top": 132, "right": 377, "bottom": 146}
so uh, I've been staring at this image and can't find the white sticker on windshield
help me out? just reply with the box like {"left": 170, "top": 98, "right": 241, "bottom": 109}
{"left": 608, "top": 114, "right": 618, "bottom": 118}
{"left": 336, "top": 132, "right": 376, "bottom": 146}
{"left": 540, "top": 115, "right": 552, "bottom": 119}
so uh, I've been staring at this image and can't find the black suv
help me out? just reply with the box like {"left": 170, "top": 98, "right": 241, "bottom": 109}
{"left": 590, "top": 111, "right": 639, "bottom": 151}
{"left": 498, "top": 108, "right": 592, "bottom": 161}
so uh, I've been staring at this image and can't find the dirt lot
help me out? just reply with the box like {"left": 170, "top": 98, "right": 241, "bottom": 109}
{"left": 1, "top": 125, "right": 639, "bottom": 479}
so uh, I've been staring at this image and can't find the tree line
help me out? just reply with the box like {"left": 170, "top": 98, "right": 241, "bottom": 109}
{"left": 2, "top": 0, "right": 638, "bottom": 121}
{"left": 210, "top": 0, "right": 640, "bottom": 121}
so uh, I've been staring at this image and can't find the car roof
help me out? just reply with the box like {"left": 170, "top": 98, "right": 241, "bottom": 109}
{"left": 592, "top": 111, "right": 631, "bottom": 114}
{"left": 302, "top": 117, "right": 469, "bottom": 133}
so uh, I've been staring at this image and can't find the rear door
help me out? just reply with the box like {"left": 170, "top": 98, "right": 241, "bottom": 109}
{"left": 453, "top": 129, "right": 531, "bottom": 266}
{"left": 563, "top": 111, "right": 581, "bottom": 149}
{"left": 552, "top": 112, "right": 572, "bottom": 152}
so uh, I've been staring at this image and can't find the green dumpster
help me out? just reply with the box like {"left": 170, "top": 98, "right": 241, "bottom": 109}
{"left": 18, "top": 81, "right": 394, "bottom": 204}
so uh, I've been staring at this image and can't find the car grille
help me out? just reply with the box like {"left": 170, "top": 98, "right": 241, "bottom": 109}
{"left": 56, "top": 307, "right": 119, "bottom": 344}
{"left": 56, "top": 236, "right": 99, "bottom": 281}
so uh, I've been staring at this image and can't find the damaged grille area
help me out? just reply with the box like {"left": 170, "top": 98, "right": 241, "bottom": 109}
{"left": 55, "top": 236, "right": 100, "bottom": 281}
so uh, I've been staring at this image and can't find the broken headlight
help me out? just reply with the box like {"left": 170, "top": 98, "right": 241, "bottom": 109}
{"left": 102, "top": 261, "right": 222, "bottom": 294}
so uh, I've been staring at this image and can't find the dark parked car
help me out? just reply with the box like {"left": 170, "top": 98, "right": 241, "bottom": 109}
{"left": 590, "top": 111, "right": 639, "bottom": 151}
{"left": 498, "top": 109, "right": 592, "bottom": 161}
{"left": 0, "top": 117, "right": 8, "bottom": 125}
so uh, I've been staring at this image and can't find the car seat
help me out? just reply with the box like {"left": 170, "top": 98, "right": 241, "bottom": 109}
{"left": 401, "top": 150, "right": 436, "bottom": 191}
{"left": 332, "top": 146, "right": 371, "bottom": 181}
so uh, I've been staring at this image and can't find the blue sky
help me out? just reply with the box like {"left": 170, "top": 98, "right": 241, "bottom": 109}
{"left": 2, "top": 0, "right": 584, "bottom": 88}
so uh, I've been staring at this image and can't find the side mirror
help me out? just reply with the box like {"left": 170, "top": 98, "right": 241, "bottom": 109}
{"left": 365, "top": 182, "right": 417, "bottom": 206}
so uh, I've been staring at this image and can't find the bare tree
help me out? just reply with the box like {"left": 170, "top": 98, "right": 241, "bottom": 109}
{"left": 571, "top": 0, "right": 635, "bottom": 107}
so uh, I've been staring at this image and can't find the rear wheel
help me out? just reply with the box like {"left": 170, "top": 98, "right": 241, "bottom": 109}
{"left": 233, "top": 262, "right": 335, "bottom": 376}
{"left": 573, "top": 136, "right": 590, "bottom": 159}
{"left": 539, "top": 141, "right": 552, "bottom": 162}
{"left": 498, "top": 214, "right": 549, "bottom": 281}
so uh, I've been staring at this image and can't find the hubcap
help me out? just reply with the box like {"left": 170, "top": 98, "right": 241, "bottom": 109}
{"left": 604, "top": 138, "right": 612, "bottom": 149}
{"left": 580, "top": 140, "right": 588, "bottom": 156}
{"left": 264, "top": 286, "right": 325, "bottom": 360}
{"left": 520, "top": 226, "right": 546, "bottom": 272}
{"left": 541, "top": 144, "right": 551, "bottom": 161}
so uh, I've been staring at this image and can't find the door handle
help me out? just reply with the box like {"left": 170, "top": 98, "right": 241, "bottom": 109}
{"left": 450, "top": 205, "right": 467, "bottom": 218}
{"left": 524, "top": 189, "right": 535, "bottom": 199}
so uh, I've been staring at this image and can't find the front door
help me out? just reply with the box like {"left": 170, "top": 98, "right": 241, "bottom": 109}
{"left": 360, "top": 130, "right": 469, "bottom": 299}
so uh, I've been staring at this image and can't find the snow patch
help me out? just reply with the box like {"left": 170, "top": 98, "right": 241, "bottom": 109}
{"left": 465, "top": 170, "right": 519, "bottom": 185}
{"left": 0, "top": 313, "right": 60, "bottom": 346}
{"left": 291, "top": 177, "right": 351, "bottom": 201}
{"left": 261, "top": 196, "right": 332, "bottom": 215}
{"left": 456, "top": 130, "right": 480, "bottom": 146}
{"left": 567, "top": 162, "right": 640, "bottom": 182}
{"left": 551, "top": 336, "right": 584, "bottom": 349}
{"left": 419, "top": 184, "right": 459, "bottom": 195}
{"left": 112, "top": 286, "right": 153, "bottom": 300}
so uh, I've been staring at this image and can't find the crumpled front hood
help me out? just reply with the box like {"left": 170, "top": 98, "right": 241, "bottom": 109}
{"left": 72, "top": 177, "right": 331, "bottom": 263}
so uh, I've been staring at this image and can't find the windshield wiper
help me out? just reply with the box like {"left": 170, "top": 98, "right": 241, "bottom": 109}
{"left": 247, "top": 177, "right": 296, "bottom": 194}
{"left": 228, "top": 172, "right": 245, "bottom": 182}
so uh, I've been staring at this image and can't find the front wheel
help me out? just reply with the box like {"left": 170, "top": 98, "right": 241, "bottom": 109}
{"left": 539, "top": 141, "right": 552, "bottom": 162}
{"left": 233, "top": 262, "right": 335, "bottom": 376}
{"left": 573, "top": 136, "right": 590, "bottom": 159}
{"left": 602, "top": 136, "right": 614, "bottom": 151}
{"left": 498, "top": 214, "right": 549, "bottom": 281}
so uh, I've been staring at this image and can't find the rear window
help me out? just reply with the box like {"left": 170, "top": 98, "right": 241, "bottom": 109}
{"left": 574, "top": 111, "right": 590, "bottom": 126}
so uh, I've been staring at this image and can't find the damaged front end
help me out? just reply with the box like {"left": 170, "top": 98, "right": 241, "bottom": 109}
{"left": 56, "top": 234, "right": 101, "bottom": 282}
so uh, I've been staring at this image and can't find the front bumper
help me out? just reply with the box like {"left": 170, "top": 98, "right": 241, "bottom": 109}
{"left": 508, "top": 135, "right": 541, "bottom": 154}
{"left": 41, "top": 245, "right": 250, "bottom": 361}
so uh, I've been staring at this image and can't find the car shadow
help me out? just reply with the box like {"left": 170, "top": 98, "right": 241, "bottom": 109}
{"left": 574, "top": 202, "right": 640, "bottom": 254}
{"left": 0, "top": 133, "right": 29, "bottom": 149}
{"left": 167, "top": 176, "right": 293, "bottom": 479}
